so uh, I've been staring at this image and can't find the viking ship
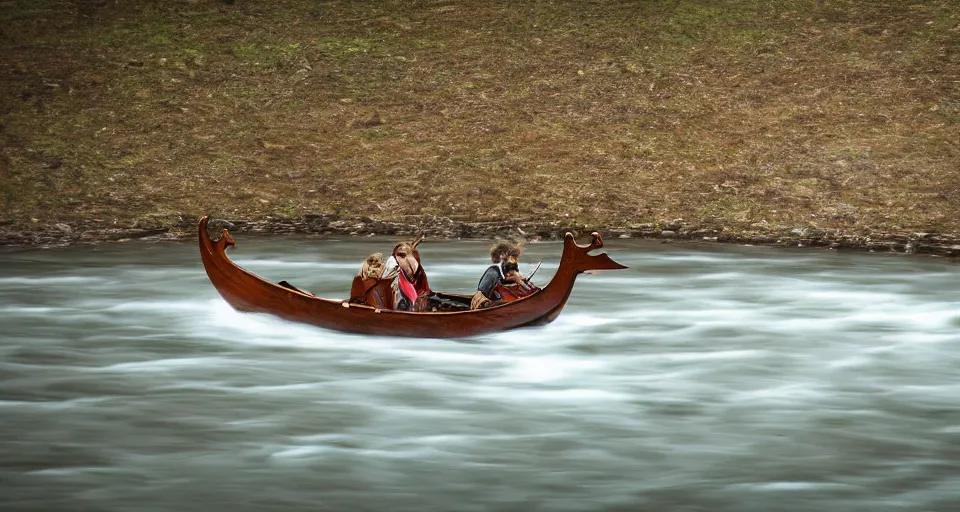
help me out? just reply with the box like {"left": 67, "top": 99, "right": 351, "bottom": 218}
{"left": 199, "top": 216, "right": 626, "bottom": 337}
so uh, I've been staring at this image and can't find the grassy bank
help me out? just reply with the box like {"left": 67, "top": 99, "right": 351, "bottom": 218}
{"left": 1, "top": 0, "right": 958, "bottom": 246}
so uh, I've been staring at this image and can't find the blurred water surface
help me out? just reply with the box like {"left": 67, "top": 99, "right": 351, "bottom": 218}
{"left": 1, "top": 237, "right": 959, "bottom": 511}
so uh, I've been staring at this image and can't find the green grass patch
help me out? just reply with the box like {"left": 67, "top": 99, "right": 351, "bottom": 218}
{"left": 316, "top": 37, "right": 379, "bottom": 56}
{"left": 232, "top": 42, "right": 301, "bottom": 68}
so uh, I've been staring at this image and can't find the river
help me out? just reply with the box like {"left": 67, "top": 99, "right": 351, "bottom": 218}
{"left": 1, "top": 236, "right": 959, "bottom": 511}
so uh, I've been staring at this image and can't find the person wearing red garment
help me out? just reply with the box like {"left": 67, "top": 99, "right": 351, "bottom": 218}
{"left": 385, "top": 236, "right": 430, "bottom": 311}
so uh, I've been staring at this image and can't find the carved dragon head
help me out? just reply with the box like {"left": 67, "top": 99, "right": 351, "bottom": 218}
{"left": 562, "top": 232, "right": 628, "bottom": 274}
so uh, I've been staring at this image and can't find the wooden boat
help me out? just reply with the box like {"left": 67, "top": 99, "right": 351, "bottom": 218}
{"left": 198, "top": 216, "right": 626, "bottom": 338}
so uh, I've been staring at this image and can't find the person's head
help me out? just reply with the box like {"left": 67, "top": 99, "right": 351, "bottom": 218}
{"left": 393, "top": 243, "right": 408, "bottom": 258}
{"left": 366, "top": 253, "right": 384, "bottom": 266}
{"left": 507, "top": 245, "right": 523, "bottom": 265}
{"left": 360, "top": 253, "right": 384, "bottom": 279}
{"left": 393, "top": 242, "right": 419, "bottom": 276}
{"left": 490, "top": 242, "right": 512, "bottom": 263}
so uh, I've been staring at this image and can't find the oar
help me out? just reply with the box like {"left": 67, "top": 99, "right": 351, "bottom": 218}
{"left": 526, "top": 261, "right": 542, "bottom": 281}
{"left": 411, "top": 233, "right": 425, "bottom": 250}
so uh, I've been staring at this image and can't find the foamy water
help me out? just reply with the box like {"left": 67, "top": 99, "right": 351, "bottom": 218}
{"left": 1, "top": 238, "right": 959, "bottom": 511}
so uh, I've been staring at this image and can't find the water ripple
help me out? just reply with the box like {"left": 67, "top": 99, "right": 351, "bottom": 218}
{"left": 2, "top": 239, "right": 960, "bottom": 511}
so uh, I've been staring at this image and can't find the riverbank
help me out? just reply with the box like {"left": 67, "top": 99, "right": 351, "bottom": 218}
{"left": 3, "top": 215, "right": 959, "bottom": 257}
{"left": 2, "top": 1, "right": 958, "bottom": 253}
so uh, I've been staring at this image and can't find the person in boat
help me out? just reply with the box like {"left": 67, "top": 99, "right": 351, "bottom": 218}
{"left": 382, "top": 234, "right": 421, "bottom": 276}
{"left": 359, "top": 253, "right": 385, "bottom": 280}
{"left": 471, "top": 241, "right": 531, "bottom": 309}
{"left": 386, "top": 238, "right": 431, "bottom": 311}
{"left": 348, "top": 252, "right": 391, "bottom": 308}
{"left": 503, "top": 245, "right": 532, "bottom": 292}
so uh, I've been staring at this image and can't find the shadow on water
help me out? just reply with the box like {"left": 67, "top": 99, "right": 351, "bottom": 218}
{"left": 1, "top": 238, "right": 959, "bottom": 511}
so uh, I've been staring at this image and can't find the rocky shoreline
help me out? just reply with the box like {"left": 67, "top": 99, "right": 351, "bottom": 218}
{"left": 2, "top": 214, "right": 960, "bottom": 258}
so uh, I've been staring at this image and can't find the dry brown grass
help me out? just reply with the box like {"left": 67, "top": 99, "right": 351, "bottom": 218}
{"left": 1, "top": 0, "right": 958, "bottom": 238}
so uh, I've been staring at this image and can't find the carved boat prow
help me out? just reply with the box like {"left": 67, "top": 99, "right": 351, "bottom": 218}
{"left": 198, "top": 216, "right": 626, "bottom": 338}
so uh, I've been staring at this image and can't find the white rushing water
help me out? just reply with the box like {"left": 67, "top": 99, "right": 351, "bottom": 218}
{"left": 1, "top": 237, "right": 959, "bottom": 511}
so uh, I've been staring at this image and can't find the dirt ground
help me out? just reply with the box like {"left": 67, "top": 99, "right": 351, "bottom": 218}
{"left": 1, "top": 0, "right": 958, "bottom": 253}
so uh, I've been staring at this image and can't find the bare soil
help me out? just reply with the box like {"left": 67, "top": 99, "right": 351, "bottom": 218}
{"left": 1, "top": 1, "right": 958, "bottom": 254}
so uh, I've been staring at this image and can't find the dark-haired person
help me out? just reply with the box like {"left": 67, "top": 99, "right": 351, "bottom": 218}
{"left": 471, "top": 241, "right": 523, "bottom": 309}
{"left": 385, "top": 238, "right": 430, "bottom": 311}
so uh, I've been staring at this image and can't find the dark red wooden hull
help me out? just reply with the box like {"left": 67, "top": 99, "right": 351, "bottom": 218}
{"left": 199, "top": 217, "right": 625, "bottom": 338}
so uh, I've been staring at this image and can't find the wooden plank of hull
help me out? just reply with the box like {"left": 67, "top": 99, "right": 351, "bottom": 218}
{"left": 198, "top": 216, "right": 626, "bottom": 338}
